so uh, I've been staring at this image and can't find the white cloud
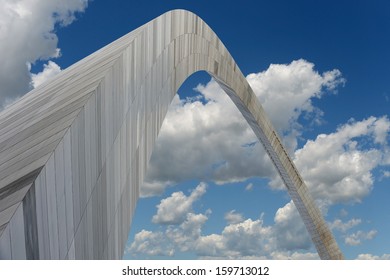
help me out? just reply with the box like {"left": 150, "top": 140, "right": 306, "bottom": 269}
{"left": 0, "top": 0, "right": 88, "bottom": 108}
{"left": 129, "top": 183, "right": 319, "bottom": 259}
{"left": 30, "top": 60, "right": 61, "bottom": 88}
{"left": 273, "top": 201, "right": 312, "bottom": 251}
{"left": 129, "top": 206, "right": 318, "bottom": 259}
{"left": 142, "top": 60, "right": 345, "bottom": 196}
{"left": 246, "top": 59, "right": 345, "bottom": 136}
{"left": 345, "top": 230, "right": 377, "bottom": 246}
{"left": 292, "top": 116, "right": 390, "bottom": 205}
{"left": 140, "top": 180, "right": 173, "bottom": 197}
{"left": 330, "top": 218, "right": 361, "bottom": 233}
{"left": 356, "top": 253, "right": 390, "bottom": 260}
{"left": 151, "top": 183, "right": 206, "bottom": 225}
{"left": 224, "top": 210, "right": 244, "bottom": 224}
{"left": 128, "top": 211, "right": 210, "bottom": 258}
{"left": 372, "top": 116, "right": 390, "bottom": 145}
{"left": 166, "top": 213, "right": 209, "bottom": 252}
{"left": 127, "top": 230, "right": 174, "bottom": 257}
{"left": 219, "top": 218, "right": 273, "bottom": 257}
{"left": 192, "top": 217, "right": 275, "bottom": 259}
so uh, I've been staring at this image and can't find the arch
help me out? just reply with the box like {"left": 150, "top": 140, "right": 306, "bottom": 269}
{"left": 0, "top": 10, "right": 343, "bottom": 259}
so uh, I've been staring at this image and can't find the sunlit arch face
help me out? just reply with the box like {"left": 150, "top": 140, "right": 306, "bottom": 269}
{"left": 0, "top": 10, "right": 342, "bottom": 259}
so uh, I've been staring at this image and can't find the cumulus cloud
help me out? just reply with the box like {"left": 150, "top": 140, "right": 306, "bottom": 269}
{"left": 273, "top": 201, "right": 312, "bottom": 251}
{"left": 224, "top": 210, "right": 245, "bottom": 224}
{"left": 128, "top": 183, "right": 320, "bottom": 259}
{"left": 0, "top": 0, "right": 88, "bottom": 108}
{"left": 246, "top": 59, "right": 345, "bottom": 135}
{"left": 292, "top": 116, "right": 390, "bottom": 205}
{"left": 30, "top": 60, "right": 61, "bottom": 88}
{"left": 166, "top": 213, "right": 209, "bottom": 252}
{"left": 345, "top": 230, "right": 377, "bottom": 246}
{"left": 141, "top": 180, "right": 173, "bottom": 198}
{"left": 216, "top": 218, "right": 273, "bottom": 257}
{"left": 128, "top": 207, "right": 317, "bottom": 259}
{"left": 151, "top": 183, "right": 206, "bottom": 224}
{"left": 129, "top": 186, "right": 383, "bottom": 259}
{"left": 128, "top": 230, "right": 174, "bottom": 257}
{"left": 142, "top": 59, "right": 345, "bottom": 196}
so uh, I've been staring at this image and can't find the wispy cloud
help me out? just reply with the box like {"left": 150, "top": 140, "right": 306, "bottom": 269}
{"left": 330, "top": 218, "right": 361, "bottom": 233}
{"left": 245, "top": 183, "right": 253, "bottom": 191}
{"left": 345, "top": 230, "right": 377, "bottom": 246}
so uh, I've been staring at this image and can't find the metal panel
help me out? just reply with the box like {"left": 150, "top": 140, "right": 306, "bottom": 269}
{"left": 63, "top": 130, "right": 74, "bottom": 250}
{"left": 34, "top": 168, "right": 50, "bottom": 258}
{"left": 45, "top": 155, "right": 59, "bottom": 259}
{"left": 22, "top": 183, "right": 39, "bottom": 259}
{"left": 0, "top": 224, "right": 11, "bottom": 259}
{"left": 9, "top": 203, "right": 26, "bottom": 259}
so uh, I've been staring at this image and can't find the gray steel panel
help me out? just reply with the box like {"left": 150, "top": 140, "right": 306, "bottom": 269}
{"left": 86, "top": 195, "right": 93, "bottom": 259}
{"left": 0, "top": 203, "right": 18, "bottom": 228}
{"left": 57, "top": 192, "right": 67, "bottom": 259}
{"left": 23, "top": 183, "right": 39, "bottom": 259}
{"left": 77, "top": 108, "right": 87, "bottom": 218}
{"left": 84, "top": 96, "right": 92, "bottom": 201}
{"left": 0, "top": 110, "right": 77, "bottom": 167}
{"left": 34, "top": 169, "right": 50, "bottom": 258}
{"left": 0, "top": 135, "right": 62, "bottom": 183}
{"left": 54, "top": 140, "right": 67, "bottom": 258}
{"left": 67, "top": 239, "right": 75, "bottom": 259}
{"left": 90, "top": 93, "right": 98, "bottom": 193}
{"left": 9, "top": 203, "right": 26, "bottom": 259}
{"left": 70, "top": 117, "right": 81, "bottom": 229}
{"left": 0, "top": 171, "right": 38, "bottom": 213}
{"left": 45, "top": 155, "right": 59, "bottom": 259}
{"left": 0, "top": 224, "right": 11, "bottom": 259}
{"left": 63, "top": 130, "right": 74, "bottom": 250}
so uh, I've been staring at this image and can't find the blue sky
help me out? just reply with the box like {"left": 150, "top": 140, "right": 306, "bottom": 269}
{"left": 1, "top": 0, "right": 389, "bottom": 259}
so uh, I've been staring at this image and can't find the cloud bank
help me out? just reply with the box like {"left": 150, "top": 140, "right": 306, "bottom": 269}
{"left": 128, "top": 183, "right": 319, "bottom": 259}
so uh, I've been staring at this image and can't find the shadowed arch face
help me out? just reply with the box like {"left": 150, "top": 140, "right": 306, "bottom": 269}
{"left": 0, "top": 10, "right": 342, "bottom": 259}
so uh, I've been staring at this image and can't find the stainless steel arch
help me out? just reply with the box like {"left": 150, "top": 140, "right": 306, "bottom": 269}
{"left": 0, "top": 10, "right": 343, "bottom": 259}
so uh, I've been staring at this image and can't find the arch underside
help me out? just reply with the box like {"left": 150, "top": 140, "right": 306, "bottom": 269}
{"left": 0, "top": 10, "right": 343, "bottom": 259}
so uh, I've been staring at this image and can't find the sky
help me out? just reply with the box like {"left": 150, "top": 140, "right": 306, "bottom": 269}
{"left": 0, "top": 0, "right": 389, "bottom": 260}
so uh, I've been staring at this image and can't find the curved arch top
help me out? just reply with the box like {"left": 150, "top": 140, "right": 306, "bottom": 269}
{"left": 0, "top": 10, "right": 343, "bottom": 259}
